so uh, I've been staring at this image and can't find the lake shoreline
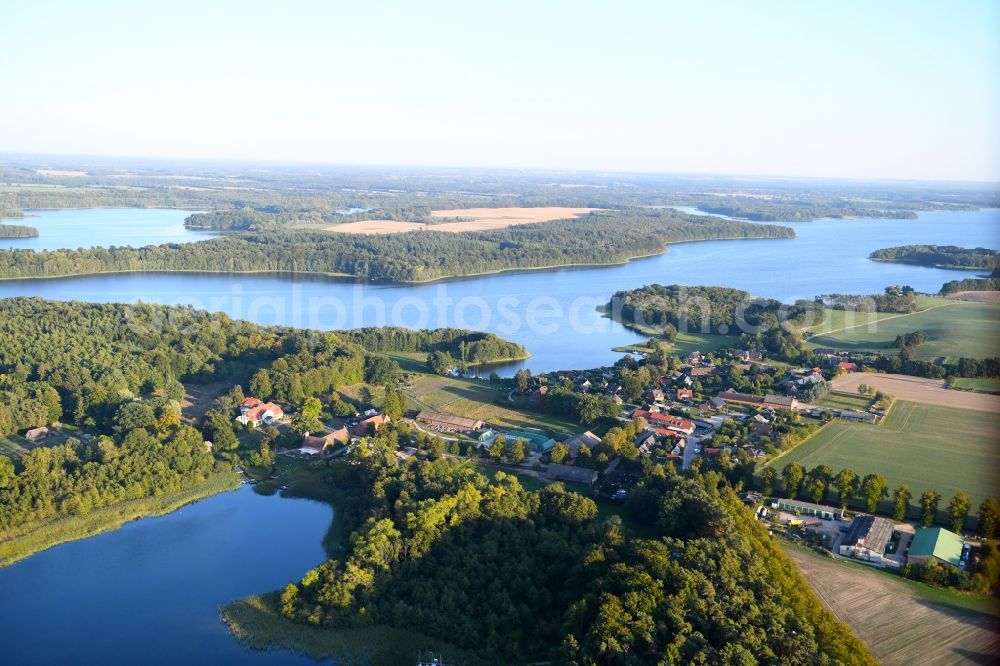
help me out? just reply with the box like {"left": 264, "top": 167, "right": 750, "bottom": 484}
{"left": 221, "top": 592, "right": 486, "bottom": 665}
{"left": 0, "top": 471, "right": 239, "bottom": 568}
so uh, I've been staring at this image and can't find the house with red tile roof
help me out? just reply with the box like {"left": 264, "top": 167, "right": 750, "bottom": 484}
{"left": 240, "top": 397, "right": 263, "bottom": 411}
{"left": 632, "top": 409, "right": 695, "bottom": 435}
{"left": 299, "top": 428, "right": 350, "bottom": 455}
{"left": 236, "top": 402, "right": 283, "bottom": 427}
{"left": 351, "top": 413, "right": 389, "bottom": 437}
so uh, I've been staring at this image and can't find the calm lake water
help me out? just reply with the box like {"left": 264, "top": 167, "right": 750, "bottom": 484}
{"left": 0, "top": 487, "right": 333, "bottom": 665}
{"left": 0, "top": 208, "right": 996, "bottom": 374}
{"left": 1, "top": 208, "right": 218, "bottom": 250}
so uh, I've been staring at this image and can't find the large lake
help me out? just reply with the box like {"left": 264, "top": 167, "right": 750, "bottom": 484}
{"left": 0, "top": 487, "right": 333, "bottom": 665}
{"left": 2, "top": 208, "right": 218, "bottom": 250}
{"left": 0, "top": 206, "right": 998, "bottom": 663}
{"left": 0, "top": 207, "right": 996, "bottom": 374}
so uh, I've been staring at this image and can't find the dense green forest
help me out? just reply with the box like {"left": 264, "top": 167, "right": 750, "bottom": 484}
{"left": 275, "top": 434, "right": 875, "bottom": 664}
{"left": 0, "top": 298, "right": 530, "bottom": 542}
{"left": 0, "top": 224, "right": 38, "bottom": 238}
{"left": 336, "top": 327, "right": 527, "bottom": 364}
{"left": 184, "top": 209, "right": 274, "bottom": 230}
{"left": 0, "top": 209, "right": 795, "bottom": 282}
{"left": 870, "top": 245, "right": 999, "bottom": 271}
{"left": 0, "top": 298, "right": 296, "bottom": 537}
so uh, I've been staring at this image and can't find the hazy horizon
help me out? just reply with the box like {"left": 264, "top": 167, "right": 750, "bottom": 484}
{"left": 2, "top": 1, "right": 999, "bottom": 182}
{"left": 6, "top": 151, "right": 1000, "bottom": 188}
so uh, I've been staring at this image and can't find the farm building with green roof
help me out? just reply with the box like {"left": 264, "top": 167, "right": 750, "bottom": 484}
{"left": 907, "top": 527, "right": 964, "bottom": 568}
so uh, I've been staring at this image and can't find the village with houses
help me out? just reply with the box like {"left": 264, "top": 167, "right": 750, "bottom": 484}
{"left": 186, "top": 328, "right": 995, "bottom": 664}
{"left": 226, "top": 342, "right": 906, "bottom": 514}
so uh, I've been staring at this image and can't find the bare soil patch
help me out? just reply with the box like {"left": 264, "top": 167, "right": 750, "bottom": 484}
{"left": 180, "top": 380, "right": 235, "bottom": 424}
{"left": 831, "top": 373, "right": 1000, "bottom": 412}
{"left": 327, "top": 206, "right": 597, "bottom": 235}
{"left": 327, "top": 220, "right": 426, "bottom": 234}
{"left": 946, "top": 290, "right": 1000, "bottom": 303}
{"left": 786, "top": 546, "right": 1000, "bottom": 666}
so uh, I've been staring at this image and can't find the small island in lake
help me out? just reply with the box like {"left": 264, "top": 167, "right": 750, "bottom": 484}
{"left": 0, "top": 224, "right": 39, "bottom": 239}
{"left": 870, "top": 245, "right": 999, "bottom": 271}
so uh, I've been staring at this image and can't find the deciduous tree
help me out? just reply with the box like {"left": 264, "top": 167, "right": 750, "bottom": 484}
{"left": 892, "top": 484, "right": 912, "bottom": 521}
{"left": 948, "top": 491, "right": 971, "bottom": 533}
{"left": 920, "top": 490, "right": 941, "bottom": 527}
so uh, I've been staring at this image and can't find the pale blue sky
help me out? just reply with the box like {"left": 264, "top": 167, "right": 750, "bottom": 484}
{"left": 1, "top": 1, "right": 998, "bottom": 181}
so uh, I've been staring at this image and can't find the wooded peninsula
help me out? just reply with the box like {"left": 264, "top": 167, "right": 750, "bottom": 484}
{"left": 870, "top": 245, "right": 1000, "bottom": 271}
{"left": 227, "top": 432, "right": 877, "bottom": 665}
{"left": 0, "top": 209, "right": 794, "bottom": 283}
{"left": 0, "top": 224, "right": 38, "bottom": 238}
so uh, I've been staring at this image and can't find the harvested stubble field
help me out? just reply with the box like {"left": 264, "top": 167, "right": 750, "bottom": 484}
{"left": 326, "top": 206, "right": 597, "bottom": 234}
{"left": 946, "top": 290, "right": 1000, "bottom": 303}
{"left": 831, "top": 373, "right": 1000, "bottom": 412}
{"left": 786, "top": 546, "right": 1000, "bottom": 666}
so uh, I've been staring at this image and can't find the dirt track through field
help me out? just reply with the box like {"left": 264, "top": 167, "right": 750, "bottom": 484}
{"left": 787, "top": 547, "right": 1000, "bottom": 665}
{"left": 815, "top": 302, "right": 956, "bottom": 337}
{"left": 326, "top": 206, "right": 597, "bottom": 234}
{"left": 831, "top": 373, "right": 1000, "bottom": 413}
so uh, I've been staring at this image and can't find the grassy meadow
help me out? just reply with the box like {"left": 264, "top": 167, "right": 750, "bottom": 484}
{"left": 768, "top": 401, "right": 999, "bottom": 509}
{"left": 335, "top": 352, "right": 582, "bottom": 436}
{"left": 611, "top": 331, "right": 735, "bottom": 357}
{"left": 402, "top": 373, "right": 580, "bottom": 434}
{"left": 952, "top": 377, "right": 1000, "bottom": 394}
{"left": 806, "top": 298, "right": 1000, "bottom": 361}
{"left": 815, "top": 391, "right": 874, "bottom": 411}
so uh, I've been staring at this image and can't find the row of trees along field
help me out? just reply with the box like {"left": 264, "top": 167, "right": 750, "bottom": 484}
{"left": 864, "top": 353, "right": 1000, "bottom": 379}
{"left": 870, "top": 245, "right": 999, "bottom": 271}
{"left": 0, "top": 224, "right": 38, "bottom": 238}
{"left": 940, "top": 275, "right": 1000, "bottom": 294}
{"left": 761, "top": 462, "right": 997, "bottom": 532}
{"left": 277, "top": 429, "right": 876, "bottom": 664}
{"left": 816, "top": 285, "right": 917, "bottom": 313}
{"left": 0, "top": 209, "right": 794, "bottom": 282}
